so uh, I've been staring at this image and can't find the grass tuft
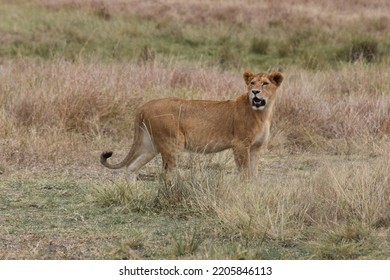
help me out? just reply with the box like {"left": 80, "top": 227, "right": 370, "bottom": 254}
{"left": 172, "top": 228, "right": 203, "bottom": 257}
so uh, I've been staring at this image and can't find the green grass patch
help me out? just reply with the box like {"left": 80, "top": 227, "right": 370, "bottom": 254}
{"left": 336, "top": 35, "right": 380, "bottom": 63}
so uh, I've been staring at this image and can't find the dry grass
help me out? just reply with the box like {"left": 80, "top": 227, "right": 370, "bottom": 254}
{"left": 91, "top": 149, "right": 390, "bottom": 259}
{"left": 276, "top": 63, "right": 390, "bottom": 148}
{"left": 1, "top": 60, "right": 389, "bottom": 171}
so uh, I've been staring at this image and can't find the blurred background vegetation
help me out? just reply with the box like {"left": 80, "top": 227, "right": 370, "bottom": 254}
{"left": 1, "top": 0, "right": 389, "bottom": 69}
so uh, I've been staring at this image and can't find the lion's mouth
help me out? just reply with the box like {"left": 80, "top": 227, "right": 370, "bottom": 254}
{"left": 252, "top": 97, "right": 266, "bottom": 109}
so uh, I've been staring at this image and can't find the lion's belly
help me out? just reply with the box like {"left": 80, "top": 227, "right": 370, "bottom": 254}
{"left": 183, "top": 129, "right": 232, "bottom": 153}
{"left": 180, "top": 113, "right": 234, "bottom": 153}
{"left": 142, "top": 98, "right": 235, "bottom": 153}
{"left": 184, "top": 140, "right": 231, "bottom": 153}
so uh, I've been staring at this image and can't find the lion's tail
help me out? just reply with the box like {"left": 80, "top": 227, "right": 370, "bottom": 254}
{"left": 101, "top": 114, "right": 144, "bottom": 170}
{"left": 100, "top": 151, "right": 132, "bottom": 169}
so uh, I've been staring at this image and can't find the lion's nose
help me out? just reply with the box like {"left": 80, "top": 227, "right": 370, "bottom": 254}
{"left": 251, "top": 89, "right": 260, "bottom": 95}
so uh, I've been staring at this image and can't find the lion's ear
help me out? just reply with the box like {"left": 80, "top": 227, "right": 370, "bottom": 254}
{"left": 268, "top": 72, "right": 284, "bottom": 87}
{"left": 243, "top": 70, "right": 255, "bottom": 85}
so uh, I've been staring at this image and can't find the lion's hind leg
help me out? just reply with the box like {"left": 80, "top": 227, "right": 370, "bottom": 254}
{"left": 158, "top": 133, "right": 185, "bottom": 182}
{"left": 160, "top": 151, "right": 177, "bottom": 182}
{"left": 126, "top": 130, "right": 158, "bottom": 183}
{"left": 126, "top": 153, "right": 156, "bottom": 183}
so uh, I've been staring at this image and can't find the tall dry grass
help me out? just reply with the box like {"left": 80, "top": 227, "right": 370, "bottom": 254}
{"left": 1, "top": 60, "right": 240, "bottom": 134}
{"left": 1, "top": 59, "right": 389, "bottom": 170}
{"left": 275, "top": 63, "right": 390, "bottom": 150}
{"left": 0, "top": 60, "right": 241, "bottom": 170}
{"left": 93, "top": 144, "right": 390, "bottom": 252}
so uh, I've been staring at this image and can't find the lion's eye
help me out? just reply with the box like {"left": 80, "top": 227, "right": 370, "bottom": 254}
{"left": 250, "top": 81, "right": 256, "bottom": 85}
{"left": 262, "top": 82, "right": 269, "bottom": 87}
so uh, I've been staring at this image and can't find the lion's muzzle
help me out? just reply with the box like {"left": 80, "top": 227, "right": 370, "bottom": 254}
{"left": 250, "top": 89, "right": 267, "bottom": 110}
{"left": 252, "top": 97, "right": 266, "bottom": 108}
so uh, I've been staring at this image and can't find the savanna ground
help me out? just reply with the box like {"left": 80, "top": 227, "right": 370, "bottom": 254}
{"left": 0, "top": 0, "right": 390, "bottom": 259}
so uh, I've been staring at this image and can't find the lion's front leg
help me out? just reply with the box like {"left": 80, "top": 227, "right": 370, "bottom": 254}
{"left": 249, "top": 146, "right": 261, "bottom": 178}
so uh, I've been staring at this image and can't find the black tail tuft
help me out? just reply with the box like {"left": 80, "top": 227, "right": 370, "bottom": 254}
{"left": 101, "top": 151, "right": 113, "bottom": 161}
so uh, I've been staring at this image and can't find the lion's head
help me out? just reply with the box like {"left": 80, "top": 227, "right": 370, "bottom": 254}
{"left": 243, "top": 71, "right": 284, "bottom": 111}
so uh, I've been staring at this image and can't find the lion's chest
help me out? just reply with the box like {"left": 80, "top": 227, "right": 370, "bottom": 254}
{"left": 251, "top": 121, "right": 270, "bottom": 147}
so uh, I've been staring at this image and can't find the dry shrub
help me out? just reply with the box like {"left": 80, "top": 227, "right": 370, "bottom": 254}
{"left": 205, "top": 176, "right": 312, "bottom": 240}
{"left": 308, "top": 158, "right": 390, "bottom": 226}
{"left": 274, "top": 63, "right": 390, "bottom": 149}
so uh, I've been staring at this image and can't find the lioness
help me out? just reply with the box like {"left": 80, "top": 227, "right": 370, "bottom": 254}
{"left": 101, "top": 70, "right": 283, "bottom": 181}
